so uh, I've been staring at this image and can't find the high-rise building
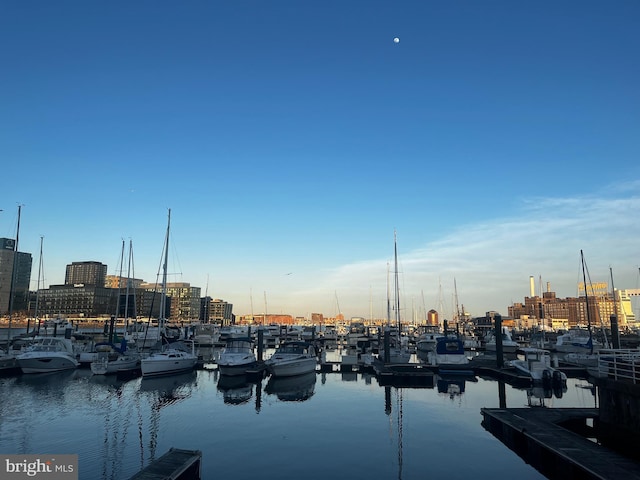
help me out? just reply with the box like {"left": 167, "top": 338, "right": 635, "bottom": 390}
{"left": 65, "top": 261, "right": 107, "bottom": 287}
{"left": 141, "top": 282, "right": 201, "bottom": 321}
{"left": 0, "top": 237, "right": 33, "bottom": 314}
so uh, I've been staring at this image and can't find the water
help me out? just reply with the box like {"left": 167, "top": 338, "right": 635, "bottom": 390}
{"left": 0, "top": 360, "right": 597, "bottom": 480}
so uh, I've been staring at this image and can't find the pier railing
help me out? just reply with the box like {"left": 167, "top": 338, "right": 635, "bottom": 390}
{"left": 597, "top": 349, "right": 640, "bottom": 384}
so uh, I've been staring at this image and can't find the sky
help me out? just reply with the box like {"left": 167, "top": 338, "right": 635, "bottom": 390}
{"left": 1, "top": 1, "right": 639, "bottom": 321}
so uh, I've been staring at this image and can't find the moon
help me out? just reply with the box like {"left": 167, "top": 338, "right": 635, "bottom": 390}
{"left": 393, "top": 37, "right": 400, "bottom": 43}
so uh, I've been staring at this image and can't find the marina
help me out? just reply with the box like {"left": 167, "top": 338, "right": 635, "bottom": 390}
{"left": 1, "top": 328, "right": 639, "bottom": 480}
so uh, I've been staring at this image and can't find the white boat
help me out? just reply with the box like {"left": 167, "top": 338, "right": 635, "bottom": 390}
{"left": 554, "top": 327, "right": 602, "bottom": 354}
{"left": 16, "top": 337, "right": 79, "bottom": 373}
{"left": 140, "top": 210, "right": 198, "bottom": 378}
{"left": 90, "top": 342, "right": 140, "bottom": 375}
{"left": 426, "top": 335, "right": 472, "bottom": 374}
{"left": 141, "top": 342, "right": 197, "bottom": 377}
{"left": 217, "top": 337, "right": 258, "bottom": 376}
{"left": 484, "top": 327, "right": 520, "bottom": 354}
{"left": 0, "top": 350, "right": 17, "bottom": 372}
{"left": 266, "top": 341, "right": 317, "bottom": 377}
{"left": 510, "top": 347, "right": 567, "bottom": 386}
{"left": 91, "top": 352, "right": 140, "bottom": 375}
{"left": 416, "top": 326, "right": 445, "bottom": 353}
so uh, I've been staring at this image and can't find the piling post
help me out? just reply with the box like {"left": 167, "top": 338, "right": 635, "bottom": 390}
{"left": 493, "top": 312, "right": 504, "bottom": 369}
{"left": 257, "top": 329, "right": 264, "bottom": 362}
{"left": 610, "top": 315, "right": 620, "bottom": 349}
{"left": 383, "top": 328, "right": 391, "bottom": 364}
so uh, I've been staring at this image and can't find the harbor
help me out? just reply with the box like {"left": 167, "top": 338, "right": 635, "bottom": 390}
{"left": 1, "top": 321, "right": 639, "bottom": 480}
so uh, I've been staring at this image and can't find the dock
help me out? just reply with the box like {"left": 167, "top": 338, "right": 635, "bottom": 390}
{"left": 481, "top": 408, "right": 640, "bottom": 480}
{"left": 128, "top": 448, "right": 202, "bottom": 480}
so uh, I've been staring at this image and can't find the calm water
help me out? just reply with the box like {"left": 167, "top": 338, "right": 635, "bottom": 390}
{"left": 0, "top": 354, "right": 598, "bottom": 480}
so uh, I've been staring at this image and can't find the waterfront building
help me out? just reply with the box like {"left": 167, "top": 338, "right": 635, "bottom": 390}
{"left": 0, "top": 237, "right": 32, "bottom": 315}
{"left": 141, "top": 282, "right": 200, "bottom": 322}
{"left": 200, "top": 297, "right": 233, "bottom": 325}
{"left": 105, "top": 275, "right": 144, "bottom": 289}
{"left": 508, "top": 280, "right": 636, "bottom": 329}
{"left": 65, "top": 261, "right": 107, "bottom": 287}
{"left": 37, "top": 283, "right": 115, "bottom": 318}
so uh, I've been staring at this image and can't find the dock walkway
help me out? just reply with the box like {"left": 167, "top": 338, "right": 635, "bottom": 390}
{"left": 128, "top": 448, "right": 202, "bottom": 480}
{"left": 481, "top": 407, "right": 640, "bottom": 480}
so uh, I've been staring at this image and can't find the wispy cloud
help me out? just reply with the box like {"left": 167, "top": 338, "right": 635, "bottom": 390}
{"left": 284, "top": 189, "right": 640, "bottom": 319}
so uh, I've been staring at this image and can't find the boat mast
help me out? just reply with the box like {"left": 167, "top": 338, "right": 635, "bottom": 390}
{"left": 159, "top": 209, "right": 171, "bottom": 330}
{"left": 123, "top": 239, "right": 135, "bottom": 328}
{"left": 580, "top": 250, "right": 594, "bottom": 354}
{"left": 34, "top": 235, "right": 44, "bottom": 334}
{"left": 7, "top": 204, "right": 22, "bottom": 349}
{"left": 393, "top": 230, "right": 401, "bottom": 336}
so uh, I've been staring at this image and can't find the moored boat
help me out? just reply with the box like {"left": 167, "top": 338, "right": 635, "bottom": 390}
{"left": 16, "top": 337, "right": 79, "bottom": 373}
{"left": 217, "top": 337, "right": 258, "bottom": 376}
{"left": 266, "top": 341, "right": 317, "bottom": 377}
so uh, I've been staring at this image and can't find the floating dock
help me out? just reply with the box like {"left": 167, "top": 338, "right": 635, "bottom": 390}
{"left": 128, "top": 448, "right": 202, "bottom": 480}
{"left": 481, "top": 408, "right": 640, "bottom": 480}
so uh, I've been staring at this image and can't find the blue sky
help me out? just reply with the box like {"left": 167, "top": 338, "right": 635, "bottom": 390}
{"left": 1, "top": 1, "right": 639, "bottom": 321}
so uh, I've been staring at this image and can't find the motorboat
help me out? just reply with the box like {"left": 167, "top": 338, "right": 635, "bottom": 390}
{"left": 91, "top": 352, "right": 140, "bottom": 375}
{"left": 416, "top": 326, "right": 445, "bottom": 353}
{"left": 554, "top": 327, "right": 602, "bottom": 354}
{"left": 510, "top": 347, "right": 567, "bottom": 386}
{"left": 140, "top": 341, "right": 197, "bottom": 377}
{"left": 484, "top": 327, "right": 520, "bottom": 354}
{"left": 217, "top": 337, "right": 258, "bottom": 376}
{"left": 16, "top": 337, "right": 79, "bottom": 373}
{"left": 426, "top": 334, "right": 473, "bottom": 374}
{"left": 90, "top": 342, "right": 141, "bottom": 375}
{"left": 265, "top": 341, "right": 317, "bottom": 377}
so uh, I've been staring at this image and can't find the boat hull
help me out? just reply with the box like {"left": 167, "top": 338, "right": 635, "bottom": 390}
{"left": 91, "top": 356, "right": 140, "bottom": 375}
{"left": 17, "top": 354, "right": 79, "bottom": 374}
{"left": 141, "top": 351, "right": 197, "bottom": 377}
{"left": 268, "top": 357, "right": 317, "bottom": 377}
{"left": 218, "top": 361, "right": 258, "bottom": 376}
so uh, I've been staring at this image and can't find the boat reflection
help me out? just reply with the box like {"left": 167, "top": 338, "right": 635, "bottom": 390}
{"left": 435, "top": 373, "right": 477, "bottom": 401}
{"left": 139, "top": 370, "right": 197, "bottom": 408}
{"left": 265, "top": 371, "right": 316, "bottom": 402}
{"left": 217, "top": 374, "right": 253, "bottom": 405}
{"left": 526, "top": 383, "right": 568, "bottom": 407}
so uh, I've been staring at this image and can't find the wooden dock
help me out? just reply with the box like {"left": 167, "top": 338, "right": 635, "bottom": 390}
{"left": 128, "top": 448, "right": 202, "bottom": 480}
{"left": 481, "top": 408, "right": 640, "bottom": 479}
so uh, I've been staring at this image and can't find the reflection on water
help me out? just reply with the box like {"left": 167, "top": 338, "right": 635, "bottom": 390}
{"left": 265, "top": 372, "right": 316, "bottom": 402}
{"left": 0, "top": 366, "right": 600, "bottom": 480}
{"left": 217, "top": 375, "right": 254, "bottom": 405}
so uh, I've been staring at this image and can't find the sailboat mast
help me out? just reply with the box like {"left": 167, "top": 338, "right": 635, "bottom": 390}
{"left": 580, "top": 250, "right": 594, "bottom": 353}
{"left": 124, "top": 239, "right": 134, "bottom": 327}
{"left": 394, "top": 230, "right": 400, "bottom": 329}
{"left": 34, "top": 235, "right": 44, "bottom": 333}
{"left": 7, "top": 204, "right": 22, "bottom": 348}
{"left": 160, "top": 209, "right": 171, "bottom": 324}
{"left": 386, "top": 262, "right": 391, "bottom": 328}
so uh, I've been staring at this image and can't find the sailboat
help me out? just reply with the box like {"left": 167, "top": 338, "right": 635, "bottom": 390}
{"left": 141, "top": 210, "right": 198, "bottom": 377}
{"left": 91, "top": 240, "right": 141, "bottom": 375}
{"left": 562, "top": 251, "right": 603, "bottom": 367}
{"left": 378, "top": 231, "right": 411, "bottom": 364}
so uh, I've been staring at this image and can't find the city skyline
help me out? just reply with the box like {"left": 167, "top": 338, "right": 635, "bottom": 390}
{"left": 1, "top": 2, "right": 639, "bottom": 320}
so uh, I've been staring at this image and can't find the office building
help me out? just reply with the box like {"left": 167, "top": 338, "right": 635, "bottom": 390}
{"left": 0, "top": 238, "right": 33, "bottom": 314}
{"left": 65, "top": 261, "right": 107, "bottom": 287}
